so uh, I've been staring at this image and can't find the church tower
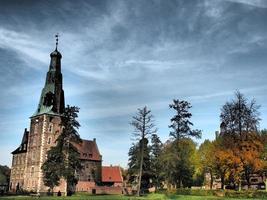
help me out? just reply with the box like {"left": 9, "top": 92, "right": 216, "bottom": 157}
{"left": 10, "top": 36, "right": 103, "bottom": 195}
{"left": 23, "top": 35, "right": 66, "bottom": 193}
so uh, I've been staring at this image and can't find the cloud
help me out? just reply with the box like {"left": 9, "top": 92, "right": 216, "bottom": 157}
{"left": 226, "top": 0, "right": 267, "bottom": 8}
{"left": 0, "top": 28, "right": 49, "bottom": 67}
{"left": 0, "top": 0, "right": 267, "bottom": 167}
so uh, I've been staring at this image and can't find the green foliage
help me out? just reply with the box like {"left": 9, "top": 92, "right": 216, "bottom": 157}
{"left": 169, "top": 99, "right": 201, "bottom": 140}
{"left": 0, "top": 165, "right": 10, "bottom": 184}
{"left": 42, "top": 105, "right": 82, "bottom": 194}
{"left": 41, "top": 147, "right": 63, "bottom": 191}
{"left": 129, "top": 106, "right": 156, "bottom": 196}
{"left": 160, "top": 139, "right": 197, "bottom": 188}
{"left": 128, "top": 138, "right": 152, "bottom": 190}
{"left": 150, "top": 134, "right": 163, "bottom": 190}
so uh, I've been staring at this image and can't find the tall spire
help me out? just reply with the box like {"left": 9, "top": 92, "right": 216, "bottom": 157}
{"left": 55, "top": 33, "right": 59, "bottom": 50}
{"left": 32, "top": 35, "right": 65, "bottom": 117}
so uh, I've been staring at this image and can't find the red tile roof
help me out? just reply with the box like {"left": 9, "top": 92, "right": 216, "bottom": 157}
{"left": 74, "top": 139, "right": 102, "bottom": 161}
{"left": 102, "top": 166, "right": 123, "bottom": 183}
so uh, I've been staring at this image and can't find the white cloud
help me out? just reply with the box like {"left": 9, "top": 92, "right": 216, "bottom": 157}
{"left": 0, "top": 28, "right": 49, "bottom": 67}
{"left": 226, "top": 0, "right": 267, "bottom": 8}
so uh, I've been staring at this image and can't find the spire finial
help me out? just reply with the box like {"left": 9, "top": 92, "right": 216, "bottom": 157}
{"left": 55, "top": 33, "right": 59, "bottom": 50}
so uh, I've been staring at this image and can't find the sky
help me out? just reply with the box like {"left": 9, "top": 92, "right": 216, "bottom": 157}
{"left": 0, "top": 0, "right": 266, "bottom": 168}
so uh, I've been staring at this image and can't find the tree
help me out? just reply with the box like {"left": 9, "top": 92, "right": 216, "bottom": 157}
{"left": 42, "top": 105, "right": 82, "bottom": 196}
{"left": 127, "top": 139, "right": 151, "bottom": 191}
{"left": 220, "top": 91, "right": 260, "bottom": 139}
{"left": 150, "top": 134, "right": 163, "bottom": 190}
{"left": 198, "top": 140, "right": 215, "bottom": 189}
{"left": 219, "top": 92, "right": 263, "bottom": 189}
{"left": 169, "top": 99, "right": 201, "bottom": 140}
{"left": 130, "top": 106, "right": 156, "bottom": 196}
{"left": 160, "top": 138, "right": 197, "bottom": 189}
{"left": 41, "top": 147, "right": 63, "bottom": 194}
{"left": 163, "top": 99, "right": 201, "bottom": 189}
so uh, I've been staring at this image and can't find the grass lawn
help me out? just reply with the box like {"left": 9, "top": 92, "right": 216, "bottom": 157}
{"left": 0, "top": 193, "right": 265, "bottom": 200}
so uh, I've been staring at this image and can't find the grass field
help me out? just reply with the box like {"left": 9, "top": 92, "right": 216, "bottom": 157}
{"left": 0, "top": 193, "right": 265, "bottom": 200}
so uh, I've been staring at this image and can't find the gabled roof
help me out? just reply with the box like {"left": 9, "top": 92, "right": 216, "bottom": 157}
{"left": 12, "top": 129, "right": 29, "bottom": 154}
{"left": 74, "top": 139, "right": 102, "bottom": 161}
{"left": 102, "top": 166, "right": 123, "bottom": 183}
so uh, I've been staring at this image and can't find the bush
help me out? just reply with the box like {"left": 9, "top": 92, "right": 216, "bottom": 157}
{"left": 160, "top": 188, "right": 267, "bottom": 198}
{"left": 225, "top": 190, "right": 267, "bottom": 198}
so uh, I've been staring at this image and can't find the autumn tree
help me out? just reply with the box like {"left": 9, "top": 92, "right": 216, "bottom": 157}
{"left": 130, "top": 106, "right": 156, "bottom": 196}
{"left": 219, "top": 92, "right": 262, "bottom": 189}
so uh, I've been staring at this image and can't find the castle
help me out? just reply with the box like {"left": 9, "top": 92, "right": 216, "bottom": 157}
{"left": 9, "top": 40, "right": 103, "bottom": 194}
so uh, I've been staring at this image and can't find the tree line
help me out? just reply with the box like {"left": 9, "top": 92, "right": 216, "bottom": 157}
{"left": 127, "top": 91, "right": 267, "bottom": 194}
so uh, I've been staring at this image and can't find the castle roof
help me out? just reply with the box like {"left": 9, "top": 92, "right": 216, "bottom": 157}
{"left": 74, "top": 139, "right": 102, "bottom": 161}
{"left": 102, "top": 166, "right": 123, "bottom": 183}
{"left": 12, "top": 129, "right": 29, "bottom": 154}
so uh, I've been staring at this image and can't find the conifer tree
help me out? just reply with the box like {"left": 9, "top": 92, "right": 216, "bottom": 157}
{"left": 150, "top": 134, "right": 162, "bottom": 190}
{"left": 42, "top": 105, "right": 82, "bottom": 196}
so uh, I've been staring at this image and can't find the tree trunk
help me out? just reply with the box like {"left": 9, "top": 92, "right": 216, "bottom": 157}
{"left": 245, "top": 168, "right": 250, "bottom": 188}
{"left": 209, "top": 170, "right": 213, "bottom": 190}
{"left": 221, "top": 174, "right": 225, "bottom": 190}
{"left": 137, "top": 136, "right": 144, "bottom": 196}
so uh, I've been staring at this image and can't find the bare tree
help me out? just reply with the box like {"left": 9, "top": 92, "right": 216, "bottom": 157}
{"left": 130, "top": 106, "right": 156, "bottom": 196}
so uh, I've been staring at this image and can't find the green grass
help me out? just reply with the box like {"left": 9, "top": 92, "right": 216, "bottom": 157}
{"left": 0, "top": 193, "right": 266, "bottom": 200}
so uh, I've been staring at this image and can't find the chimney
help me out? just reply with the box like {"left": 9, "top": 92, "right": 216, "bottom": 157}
{"left": 93, "top": 138, "right": 96, "bottom": 142}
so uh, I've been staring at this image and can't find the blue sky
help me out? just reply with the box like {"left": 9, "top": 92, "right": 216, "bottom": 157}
{"left": 0, "top": 0, "right": 266, "bottom": 168}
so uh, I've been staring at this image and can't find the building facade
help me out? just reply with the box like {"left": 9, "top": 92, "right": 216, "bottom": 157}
{"left": 10, "top": 44, "right": 102, "bottom": 194}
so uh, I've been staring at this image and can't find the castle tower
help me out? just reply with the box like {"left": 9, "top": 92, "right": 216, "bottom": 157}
{"left": 23, "top": 36, "right": 66, "bottom": 193}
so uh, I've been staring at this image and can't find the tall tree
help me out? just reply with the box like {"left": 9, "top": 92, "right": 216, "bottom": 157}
{"left": 165, "top": 100, "right": 201, "bottom": 188}
{"left": 130, "top": 106, "right": 156, "bottom": 196}
{"left": 150, "top": 134, "right": 163, "bottom": 190}
{"left": 42, "top": 105, "right": 82, "bottom": 196}
{"left": 169, "top": 99, "right": 201, "bottom": 140}
{"left": 219, "top": 92, "right": 263, "bottom": 188}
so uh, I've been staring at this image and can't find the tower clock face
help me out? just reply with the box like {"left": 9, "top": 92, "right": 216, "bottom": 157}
{"left": 43, "top": 92, "right": 54, "bottom": 107}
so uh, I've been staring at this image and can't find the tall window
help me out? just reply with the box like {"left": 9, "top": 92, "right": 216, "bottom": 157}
{"left": 48, "top": 123, "right": 53, "bottom": 133}
{"left": 31, "top": 166, "right": 34, "bottom": 177}
{"left": 47, "top": 137, "right": 51, "bottom": 145}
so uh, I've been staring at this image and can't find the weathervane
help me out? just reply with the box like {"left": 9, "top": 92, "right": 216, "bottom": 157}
{"left": 55, "top": 33, "right": 59, "bottom": 50}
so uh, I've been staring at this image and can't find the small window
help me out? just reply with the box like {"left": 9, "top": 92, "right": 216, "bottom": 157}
{"left": 31, "top": 166, "right": 34, "bottom": 177}
{"left": 48, "top": 124, "right": 53, "bottom": 133}
{"left": 48, "top": 137, "right": 51, "bottom": 144}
